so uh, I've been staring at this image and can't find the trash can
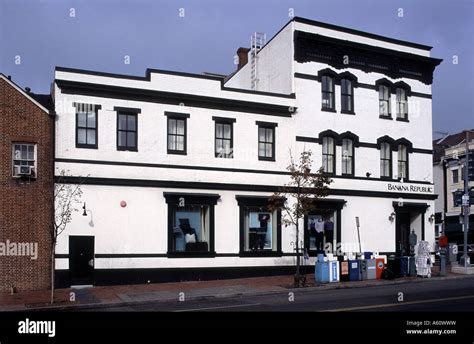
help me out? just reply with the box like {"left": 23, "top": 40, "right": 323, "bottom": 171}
{"left": 339, "top": 259, "right": 350, "bottom": 282}
{"left": 315, "top": 261, "right": 330, "bottom": 283}
{"left": 348, "top": 260, "right": 361, "bottom": 281}
{"left": 400, "top": 256, "right": 411, "bottom": 277}
{"left": 329, "top": 260, "right": 339, "bottom": 282}
{"left": 375, "top": 258, "right": 385, "bottom": 279}
{"left": 409, "top": 257, "right": 416, "bottom": 277}
{"left": 362, "top": 259, "right": 376, "bottom": 280}
{"left": 386, "top": 254, "right": 400, "bottom": 278}
{"left": 447, "top": 243, "right": 458, "bottom": 265}
{"left": 439, "top": 249, "right": 447, "bottom": 277}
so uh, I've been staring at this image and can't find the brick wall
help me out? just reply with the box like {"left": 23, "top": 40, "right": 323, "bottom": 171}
{"left": 0, "top": 77, "right": 53, "bottom": 292}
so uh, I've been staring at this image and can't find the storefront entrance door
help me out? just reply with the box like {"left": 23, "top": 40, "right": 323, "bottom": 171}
{"left": 396, "top": 212, "right": 411, "bottom": 256}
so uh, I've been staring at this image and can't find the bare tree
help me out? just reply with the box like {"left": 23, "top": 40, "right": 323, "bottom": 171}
{"left": 269, "top": 150, "right": 333, "bottom": 287}
{"left": 48, "top": 170, "right": 84, "bottom": 304}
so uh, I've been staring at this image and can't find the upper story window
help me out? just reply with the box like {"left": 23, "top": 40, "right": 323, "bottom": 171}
{"left": 257, "top": 121, "right": 277, "bottom": 161}
{"left": 380, "top": 142, "right": 392, "bottom": 178}
{"left": 166, "top": 112, "right": 189, "bottom": 155}
{"left": 322, "top": 136, "right": 335, "bottom": 174}
{"left": 213, "top": 117, "right": 235, "bottom": 159}
{"left": 340, "top": 78, "right": 354, "bottom": 113}
{"left": 341, "top": 138, "right": 353, "bottom": 175}
{"left": 75, "top": 103, "right": 100, "bottom": 149}
{"left": 117, "top": 112, "right": 138, "bottom": 151}
{"left": 12, "top": 143, "right": 36, "bottom": 178}
{"left": 379, "top": 85, "right": 391, "bottom": 117}
{"left": 397, "top": 144, "right": 408, "bottom": 179}
{"left": 396, "top": 87, "right": 408, "bottom": 120}
{"left": 452, "top": 169, "right": 459, "bottom": 184}
{"left": 321, "top": 75, "right": 335, "bottom": 111}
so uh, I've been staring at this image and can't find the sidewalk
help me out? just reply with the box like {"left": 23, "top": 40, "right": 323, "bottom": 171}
{"left": 1, "top": 268, "right": 471, "bottom": 311}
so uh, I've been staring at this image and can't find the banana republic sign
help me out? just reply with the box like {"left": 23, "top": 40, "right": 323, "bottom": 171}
{"left": 388, "top": 183, "right": 433, "bottom": 193}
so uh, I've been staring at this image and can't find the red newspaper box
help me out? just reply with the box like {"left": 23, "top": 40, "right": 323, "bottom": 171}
{"left": 376, "top": 258, "right": 385, "bottom": 279}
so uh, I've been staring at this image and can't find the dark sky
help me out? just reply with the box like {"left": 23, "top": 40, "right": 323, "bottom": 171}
{"left": 1, "top": 0, "right": 473, "bottom": 136}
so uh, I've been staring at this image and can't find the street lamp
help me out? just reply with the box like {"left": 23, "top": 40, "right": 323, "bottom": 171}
{"left": 460, "top": 130, "right": 473, "bottom": 268}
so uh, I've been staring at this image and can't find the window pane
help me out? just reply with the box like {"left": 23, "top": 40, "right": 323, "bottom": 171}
{"left": 223, "top": 140, "right": 231, "bottom": 154}
{"left": 258, "top": 128, "right": 265, "bottom": 141}
{"left": 266, "top": 128, "right": 273, "bottom": 143}
{"left": 216, "top": 138, "right": 223, "bottom": 153}
{"left": 27, "top": 145, "right": 34, "bottom": 160}
{"left": 118, "top": 115, "right": 127, "bottom": 130}
{"left": 176, "top": 120, "right": 185, "bottom": 135}
{"left": 118, "top": 131, "right": 127, "bottom": 147}
{"left": 258, "top": 143, "right": 265, "bottom": 156}
{"left": 87, "top": 129, "right": 96, "bottom": 145}
{"left": 87, "top": 112, "right": 96, "bottom": 128}
{"left": 127, "top": 115, "right": 136, "bottom": 131}
{"left": 246, "top": 211, "right": 274, "bottom": 251}
{"left": 216, "top": 123, "right": 223, "bottom": 138}
{"left": 176, "top": 136, "right": 185, "bottom": 151}
{"left": 327, "top": 156, "right": 334, "bottom": 173}
{"left": 127, "top": 132, "right": 136, "bottom": 147}
{"left": 168, "top": 119, "right": 176, "bottom": 135}
{"left": 265, "top": 143, "right": 273, "bottom": 157}
{"left": 78, "top": 112, "right": 87, "bottom": 127}
{"left": 223, "top": 124, "right": 231, "bottom": 139}
{"left": 168, "top": 135, "right": 175, "bottom": 150}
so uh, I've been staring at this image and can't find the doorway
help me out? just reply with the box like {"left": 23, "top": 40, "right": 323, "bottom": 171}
{"left": 69, "top": 236, "right": 95, "bottom": 285}
{"left": 396, "top": 212, "right": 411, "bottom": 256}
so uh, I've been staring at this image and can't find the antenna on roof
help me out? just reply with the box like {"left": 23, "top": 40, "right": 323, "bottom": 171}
{"left": 250, "top": 32, "right": 266, "bottom": 91}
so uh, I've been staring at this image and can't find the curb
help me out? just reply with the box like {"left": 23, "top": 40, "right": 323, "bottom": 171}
{"left": 3, "top": 273, "right": 473, "bottom": 312}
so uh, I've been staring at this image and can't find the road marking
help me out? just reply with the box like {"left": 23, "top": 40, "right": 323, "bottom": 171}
{"left": 174, "top": 303, "right": 261, "bottom": 312}
{"left": 320, "top": 294, "right": 474, "bottom": 312}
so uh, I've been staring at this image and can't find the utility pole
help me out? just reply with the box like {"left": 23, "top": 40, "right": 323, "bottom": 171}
{"left": 462, "top": 131, "right": 471, "bottom": 267}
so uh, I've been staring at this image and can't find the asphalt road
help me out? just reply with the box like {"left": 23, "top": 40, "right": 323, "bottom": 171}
{"left": 71, "top": 276, "right": 474, "bottom": 312}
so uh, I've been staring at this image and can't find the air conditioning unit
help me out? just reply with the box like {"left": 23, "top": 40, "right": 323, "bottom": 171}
{"left": 14, "top": 166, "right": 35, "bottom": 178}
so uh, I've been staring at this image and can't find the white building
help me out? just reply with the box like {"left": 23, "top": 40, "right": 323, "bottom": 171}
{"left": 53, "top": 17, "right": 441, "bottom": 286}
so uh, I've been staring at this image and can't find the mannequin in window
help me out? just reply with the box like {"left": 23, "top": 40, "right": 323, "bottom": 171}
{"left": 257, "top": 213, "right": 270, "bottom": 250}
{"left": 315, "top": 217, "right": 325, "bottom": 252}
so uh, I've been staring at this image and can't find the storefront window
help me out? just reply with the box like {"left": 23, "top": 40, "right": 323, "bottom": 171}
{"left": 243, "top": 209, "right": 277, "bottom": 252}
{"left": 172, "top": 205, "right": 210, "bottom": 252}
{"left": 306, "top": 210, "right": 338, "bottom": 254}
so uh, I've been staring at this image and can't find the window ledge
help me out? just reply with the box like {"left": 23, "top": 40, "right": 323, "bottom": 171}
{"left": 396, "top": 117, "right": 410, "bottom": 122}
{"left": 321, "top": 108, "right": 337, "bottom": 113}
{"left": 341, "top": 110, "right": 355, "bottom": 115}
{"left": 117, "top": 147, "right": 138, "bottom": 152}
{"left": 258, "top": 157, "right": 276, "bottom": 162}
{"left": 167, "top": 150, "right": 187, "bottom": 155}
{"left": 167, "top": 251, "right": 216, "bottom": 258}
{"left": 379, "top": 115, "right": 393, "bottom": 120}
{"left": 76, "top": 144, "right": 98, "bottom": 149}
{"left": 239, "top": 251, "right": 283, "bottom": 258}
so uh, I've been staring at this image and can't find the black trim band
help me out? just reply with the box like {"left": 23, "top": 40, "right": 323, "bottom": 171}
{"left": 114, "top": 106, "right": 141, "bottom": 113}
{"left": 56, "top": 79, "right": 295, "bottom": 117}
{"left": 56, "top": 176, "right": 437, "bottom": 200}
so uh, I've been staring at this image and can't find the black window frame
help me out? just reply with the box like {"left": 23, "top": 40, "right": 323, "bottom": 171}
{"left": 74, "top": 103, "right": 101, "bottom": 149}
{"left": 165, "top": 112, "right": 189, "bottom": 155}
{"left": 321, "top": 75, "right": 336, "bottom": 112}
{"left": 236, "top": 196, "right": 283, "bottom": 257}
{"left": 378, "top": 84, "right": 392, "bottom": 118}
{"left": 340, "top": 78, "right": 354, "bottom": 114}
{"left": 257, "top": 121, "right": 277, "bottom": 162}
{"left": 322, "top": 136, "right": 336, "bottom": 175}
{"left": 396, "top": 87, "right": 409, "bottom": 121}
{"left": 164, "top": 192, "right": 219, "bottom": 258}
{"left": 397, "top": 144, "right": 409, "bottom": 180}
{"left": 213, "top": 116, "right": 235, "bottom": 159}
{"left": 452, "top": 169, "right": 459, "bottom": 184}
{"left": 116, "top": 112, "right": 138, "bottom": 151}
{"left": 341, "top": 138, "right": 354, "bottom": 176}
{"left": 379, "top": 142, "right": 393, "bottom": 179}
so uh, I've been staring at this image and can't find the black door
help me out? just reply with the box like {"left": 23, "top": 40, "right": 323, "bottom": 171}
{"left": 395, "top": 212, "right": 410, "bottom": 256}
{"left": 69, "top": 236, "right": 94, "bottom": 285}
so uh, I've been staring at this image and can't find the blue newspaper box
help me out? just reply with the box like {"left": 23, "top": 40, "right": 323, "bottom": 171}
{"left": 349, "top": 260, "right": 361, "bottom": 281}
{"left": 315, "top": 261, "right": 330, "bottom": 283}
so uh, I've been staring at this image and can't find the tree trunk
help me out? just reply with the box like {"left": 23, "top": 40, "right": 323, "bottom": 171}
{"left": 294, "top": 220, "right": 301, "bottom": 287}
{"left": 50, "top": 241, "right": 55, "bottom": 305}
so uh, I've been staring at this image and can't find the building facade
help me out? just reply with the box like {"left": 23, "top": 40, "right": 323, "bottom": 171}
{"left": 433, "top": 131, "right": 474, "bottom": 243}
{"left": 0, "top": 74, "right": 54, "bottom": 292}
{"left": 53, "top": 17, "right": 441, "bottom": 287}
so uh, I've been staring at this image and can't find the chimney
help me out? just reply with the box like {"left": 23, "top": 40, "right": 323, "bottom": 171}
{"left": 7, "top": 75, "right": 11, "bottom": 80}
{"left": 25, "top": 87, "right": 31, "bottom": 93}
{"left": 237, "top": 47, "right": 250, "bottom": 69}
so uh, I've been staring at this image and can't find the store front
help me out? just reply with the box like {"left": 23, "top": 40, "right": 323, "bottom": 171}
{"left": 393, "top": 202, "right": 429, "bottom": 255}
{"left": 304, "top": 199, "right": 345, "bottom": 256}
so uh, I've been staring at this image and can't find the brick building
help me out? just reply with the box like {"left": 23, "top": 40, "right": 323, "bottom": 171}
{"left": 0, "top": 74, "right": 54, "bottom": 292}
